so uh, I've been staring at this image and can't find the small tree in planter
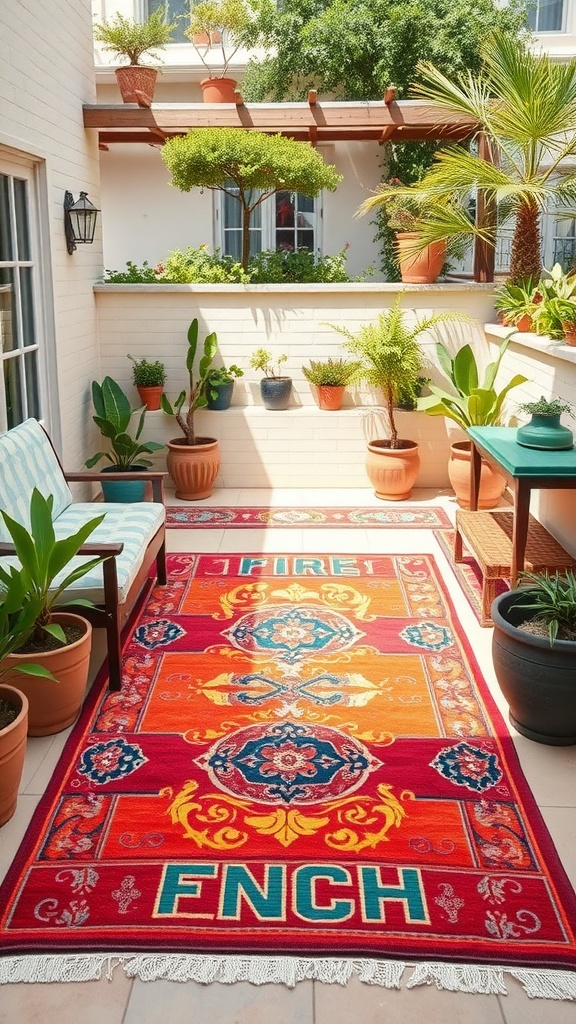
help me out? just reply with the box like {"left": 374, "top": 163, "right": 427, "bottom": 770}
{"left": 93, "top": 10, "right": 175, "bottom": 104}
{"left": 161, "top": 128, "right": 342, "bottom": 272}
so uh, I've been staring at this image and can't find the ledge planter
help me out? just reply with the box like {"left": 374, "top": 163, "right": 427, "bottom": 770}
{"left": 491, "top": 589, "right": 576, "bottom": 745}
{"left": 0, "top": 685, "right": 29, "bottom": 827}
{"left": 313, "top": 384, "right": 346, "bottom": 411}
{"left": 395, "top": 234, "right": 446, "bottom": 284}
{"left": 100, "top": 465, "right": 148, "bottom": 502}
{"left": 115, "top": 66, "right": 158, "bottom": 105}
{"left": 260, "top": 377, "right": 293, "bottom": 411}
{"left": 200, "top": 77, "right": 237, "bottom": 103}
{"left": 137, "top": 385, "right": 164, "bottom": 411}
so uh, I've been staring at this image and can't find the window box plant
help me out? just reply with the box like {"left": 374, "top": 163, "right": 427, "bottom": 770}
{"left": 417, "top": 334, "right": 527, "bottom": 507}
{"left": 302, "top": 358, "right": 360, "bottom": 411}
{"left": 161, "top": 319, "right": 220, "bottom": 499}
{"left": 93, "top": 10, "right": 175, "bottom": 105}
{"left": 249, "top": 348, "right": 292, "bottom": 410}
{"left": 494, "top": 279, "right": 540, "bottom": 332}
{"left": 205, "top": 364, "right": 244, "bottom": 410}
{"left": 129, "top": 355, "right": 167, "bottom": 410}
{"left": 87, "top": 377, "right": 165, "bottom": 502}
{"left": 491, "top": 569, "right": 576, "bottom": 745}
{"left": 516, "top": 396, "right": 574, "bottom": 450}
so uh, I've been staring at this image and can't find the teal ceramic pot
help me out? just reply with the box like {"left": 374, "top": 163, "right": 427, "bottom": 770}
{"left": 516, "top": 413, "right": 573, "bottom": 450}
{"left": 101, "top": 465, "right": 147, "bottom": 503}
{"left": 260, "top": 377, "right": 292, "bottom": 411}
{"left": 206, "top": 380, "right": 234, "bottom": 411}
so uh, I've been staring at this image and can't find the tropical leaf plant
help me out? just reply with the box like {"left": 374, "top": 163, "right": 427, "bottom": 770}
{"left": 161, "top": 318, "right": 219, "bottom": 444}
{"left": 356, "top": 31, "right": 576, "bottom": 284}
{"left": 514, "top": 569, "right": 576, "bottom": 644}
{"left": 87, "top": 376, "right": 164, "bottom": 470}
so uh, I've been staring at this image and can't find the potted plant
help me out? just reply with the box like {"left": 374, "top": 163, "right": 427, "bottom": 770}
{"left": 205, "top": 363, "right": 244, "bottom": 410}
{"left": 93, "top": 9, "right": 175, "bottom": 105}
{"left": 491, "top": 569, "right": 576, "bottom": 745}
{"left": 86, "top": 377, "right": 165, "bottom": 502}
{"left": 533, "top": 297, "right": 576, "bottom": 345}
{"left": 516, "top": 396, "right": 574, "bottom": 451}
{"left": 161, "top": 318, "right": 220, "bottom": 499}
{"left": 185, "top": 0, "right": 262, "bottom": 102}
{"left": 375, "top": 178, "right": 447, "bottom": 284}
{"left": 128, "top": 355, "right": 167, "bottom": 410}
{"left": 494, "top": 278, "right": 540, "bottom": 332}
{"left": 417, "top": 334, "right": 527, "bottom": 507}
{"left": 331, "top": 297, "right": 465, "bottom": 499}
{"left": 302, "top": 357, "right": 360, "bottom": 411}
{"left": 0, "top": 489, "right": 106, "bottom": 736}
{"left": 249, "top": 348, "right": 292, "bottom": 410}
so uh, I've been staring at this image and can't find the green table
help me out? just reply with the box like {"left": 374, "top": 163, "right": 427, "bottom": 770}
{"left": 467, "top": 426, "right": 576, "bottom": 587}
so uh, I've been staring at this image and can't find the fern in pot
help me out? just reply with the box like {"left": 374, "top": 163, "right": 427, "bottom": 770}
{"left": 302, "top": 357, "right": 360, "bottom": 411}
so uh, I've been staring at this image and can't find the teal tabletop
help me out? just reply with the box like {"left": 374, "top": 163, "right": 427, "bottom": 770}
{"left": 467, "top": 427, "right": 576, "bottom": 477}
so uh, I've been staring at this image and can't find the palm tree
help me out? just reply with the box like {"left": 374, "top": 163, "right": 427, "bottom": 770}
{"left": 357, "top": 32, "right": 576, "bottom": 283}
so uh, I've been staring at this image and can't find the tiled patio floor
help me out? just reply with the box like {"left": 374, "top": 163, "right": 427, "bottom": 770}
{"left": 1, "top": 487, "right": 575, "bottom": 1023}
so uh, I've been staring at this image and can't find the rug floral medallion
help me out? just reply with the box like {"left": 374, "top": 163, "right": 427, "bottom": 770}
{"left": 2, "top": 553, "right": 576, "bottom": 993}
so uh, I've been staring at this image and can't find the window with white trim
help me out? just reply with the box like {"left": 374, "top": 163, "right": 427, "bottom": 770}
{"left": 219, "top": 188, "right": 319, "bottom": 260}
{"left": 147, "top": 0, "right": 190, "bottom": 43}
{"left": 0, "top": 160, "right": 43, "bottom": 431}
{"left": 526, "top": 0, "right": 564, "bottom": 32}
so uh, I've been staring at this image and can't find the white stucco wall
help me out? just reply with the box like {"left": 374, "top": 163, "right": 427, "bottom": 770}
{"left": 0, "top": 0, "right": 102, "bottom": 469}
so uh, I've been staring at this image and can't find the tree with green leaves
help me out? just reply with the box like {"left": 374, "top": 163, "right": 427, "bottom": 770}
{"left": 358, "top": 32, "right": 576, "bottom": 284}
{"left": 161, "top": 128, "right": 341, "bottom": 271}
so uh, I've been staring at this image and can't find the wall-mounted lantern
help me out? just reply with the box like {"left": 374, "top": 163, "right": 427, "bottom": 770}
{"left": 64, "top": 191, "right": 99, "bottom": 255}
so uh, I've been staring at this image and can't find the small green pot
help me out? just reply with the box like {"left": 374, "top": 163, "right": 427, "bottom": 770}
{"left": 516, "top": 413, "right": 573, "bottom": 451}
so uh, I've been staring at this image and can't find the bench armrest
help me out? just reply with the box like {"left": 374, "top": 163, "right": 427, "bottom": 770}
{"left": 64, "top": 470, "right": 167, "bottom": 504}
{"left": 0, "top": 541, "right": 124, "bottom": 558}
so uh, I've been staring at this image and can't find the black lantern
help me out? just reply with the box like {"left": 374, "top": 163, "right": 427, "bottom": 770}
{"left": 64, "top": 191, "right": 99, "bottom": 254}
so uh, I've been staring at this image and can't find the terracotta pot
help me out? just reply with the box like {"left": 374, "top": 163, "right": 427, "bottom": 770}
{"left": 561, "top": 321, "right": 576, "bottom": 346}
{"left": 192, "top": 31, "right": 222, "bottom": 45}
{"left": 115, "top": 66, "right": 158, "bottom": 105}
{"left": 1, "top": 614, "right": 92, "bottom": 736}
{"left": 200, "top": 77, "right": 238, "bottom": 103}
{"left": 514, "top": 313, "right": 532, "bottom": 332}
{"left": 395, "top": 234, "right": 446, "bottom": 284}
{"left": 137, "top": 385, "right": 164, "bottom": 410}
{"left": 365, "top": 439, "right": 420, "bottom": 500}
{"left": 0, "top": 685, "right": 28, "bottom": 826}
{"left": 167, "top": 437, "right": 221, "bottom": 500}
{"left": 448, "top": 440, "right": 506, "bottom": 509}
{"left": 312, "top": 385, "right": 345, "bottom": 411}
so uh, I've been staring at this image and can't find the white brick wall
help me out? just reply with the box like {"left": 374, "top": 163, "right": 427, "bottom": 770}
{"left": 94, "top": 282, "right": 497, "bottom": 489}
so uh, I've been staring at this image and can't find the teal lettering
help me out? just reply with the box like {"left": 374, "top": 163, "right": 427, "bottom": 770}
{"left": 156, "top": 863, "right": 217, "bottom": 916}
{"left": 239, "top": 557, "right": 268, "bottom": 575}
{"left": 359, "top": 867, "right": 427, "bottom": 923}
{"left": 294, "top": 866, "right": 353, "bottom": 921}
{"left": 331, "top": 558, "right": 360, "bottom": 576}
{"left": 220, "top": 865, "right": 285, "bottom": 920}
{"left": 293, "top": 558, "right": 328, "bottom": 576}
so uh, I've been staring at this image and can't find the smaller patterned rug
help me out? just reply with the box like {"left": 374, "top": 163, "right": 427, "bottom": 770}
{"left": 166, "top": 506, "right": 452, "bottom": 529}
{"left": 435, "top": 531, "right": 509, "bottom": 625}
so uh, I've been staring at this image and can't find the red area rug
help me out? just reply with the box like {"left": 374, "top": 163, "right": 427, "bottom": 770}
{"left": 165, "top": 506, "right": 452, "bottom": 529}
{"left": 1, "top": 553, "right": 575, "bottom": 998}
{"left": 435, "top": 530, "right": 509, "bottom": 625}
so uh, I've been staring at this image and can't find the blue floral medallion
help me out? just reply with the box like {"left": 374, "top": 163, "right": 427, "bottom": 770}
{"left": 430, "top": 741, "right": 502, "bottom": 792}
{"left": 77, "top": 738, "right": 148, "bottom": 785}
{"left": 223, "top": 604, "right": 364, "bottom": 665}
{"left": 197, "top": 721, "right": 380, "bottom": 805}
{"left": 400, "top": 621, "right": 454, "bottom": 651}
{"left": 134, "top": 618, "right": 186, "bottom": 650}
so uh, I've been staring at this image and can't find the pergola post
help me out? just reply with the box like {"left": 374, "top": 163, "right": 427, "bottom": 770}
{"left": 473, "top": 132, "right": 496, "bottom": 283}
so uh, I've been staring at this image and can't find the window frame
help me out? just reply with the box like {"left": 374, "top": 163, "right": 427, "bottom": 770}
{"left": 216, "top": 188, "right": 324, "bottom": 261}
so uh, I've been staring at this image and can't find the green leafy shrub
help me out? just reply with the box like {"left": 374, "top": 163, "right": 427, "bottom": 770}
{"left": 158, "top": 247, "right": 248, "bottom": 283}
{"left": 104, "top": 261, "right": 159, "bottom": 283}
{"left": 302, "top": 358, "right": 360, "bottom": 386}
{"left": 128, "top": 356, "right": 166, "bottom": 387}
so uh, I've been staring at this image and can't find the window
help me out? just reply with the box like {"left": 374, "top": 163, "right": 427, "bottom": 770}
{"left": 0, "top": 161, "right": 42, "bottom": 431}
{"left": 220, "top": 188, "right": 319, "bottom": 260}
{"left": 526, "top": 0, "right": 564, "bottom": 32}
{"left": 147, "top": 0, "right": 190, "bottom": 43}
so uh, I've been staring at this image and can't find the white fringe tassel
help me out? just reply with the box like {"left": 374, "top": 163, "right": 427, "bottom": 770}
{"left": 0, "top": 954, "right": 575, "bottom": 1000}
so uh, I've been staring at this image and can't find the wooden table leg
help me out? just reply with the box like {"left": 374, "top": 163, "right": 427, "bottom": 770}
{"left": 511, "top": 480, "right": 531, "bottom": 587}
{"left": 470, "top": 442, "right": 481, "bottom": 511}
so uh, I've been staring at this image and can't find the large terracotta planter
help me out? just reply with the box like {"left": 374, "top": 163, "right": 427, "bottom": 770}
{"left": 365, "top": 439, "right": 420, "bottom": 500}
{"left": 167, "top": 437, "right": 221, "bottom": 500}
{"left": 0, "top": 684, "right": 29, "bottom": 826}
{"left": 492, "top": 589, "right": 576, "bottom": 745}
{"left": 200, "top": 77, "right": 237, "bottom": 103}
{"left": 448, "top": 440, "right": 506, "bottom": 509}
{"left": 395, "top": 234, "right": 446, "bottom": 284}
{"left": 115, "top": 66, "right": 158, "bottom": 105}
{"left": 312, "top": 385, "right": 346, "bottom": 411}
{"left": 1, "top": 614, "right": 92, "bottom": 736}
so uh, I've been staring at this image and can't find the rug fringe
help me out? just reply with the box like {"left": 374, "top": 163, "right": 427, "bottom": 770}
{"left": 0, "top": 955, "right": 575, "bottom": 998}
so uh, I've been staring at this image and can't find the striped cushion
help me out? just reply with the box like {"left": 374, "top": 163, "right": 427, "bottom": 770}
{"left": 2, "top": 503, "right": 165, "bottom": 606}
{"left": 0, "top": 419, "right": 73, "bottom": 541}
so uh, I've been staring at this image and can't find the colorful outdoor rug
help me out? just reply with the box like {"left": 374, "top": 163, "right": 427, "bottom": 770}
{"left": 435, "top": 530, "right": 509, "bottom": 625}
{"left": 1, "top": 552, "right": 576, "bottom": 999}
{"left": 165, "top": 506, "right": 452, "bottom": 529}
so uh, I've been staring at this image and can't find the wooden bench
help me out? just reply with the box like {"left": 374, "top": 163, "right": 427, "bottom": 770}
{"left": 454, "top": 509, "right": 575, "bottom": 626}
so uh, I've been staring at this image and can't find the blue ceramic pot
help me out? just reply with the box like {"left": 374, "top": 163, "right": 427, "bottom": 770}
{"left": 206, "top": 380, "right": 234, "bottom": 410}
{"left": 101, "top": 465, "right": 147, "bottom": 503}
{"left": 260, "top": 377, "right": 292, "bottom": 411}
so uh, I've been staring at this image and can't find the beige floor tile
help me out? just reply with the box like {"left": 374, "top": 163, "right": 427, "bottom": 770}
{"left": 498, "top": 974, "right": 576, "bottom": 1023}
{"left": 513, "top": 740, "right": 576, "bottom": 809}
{"left": 0, "top": 971, "right": 133, "bottom": 1024}
{"left": 0, "top": 794, "right": 41, "bottom": 884}
{"left": 539, "top": 806, "right": 576, "bottom": 889}
{"left": 314, "top": 973, "right": 506, "bottom": 1024}
{"left": 124, "top": 977, "right": 314, "bottom": 1024}
{"left": 167, "top": 528, "right": 226, "bottom": 553}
